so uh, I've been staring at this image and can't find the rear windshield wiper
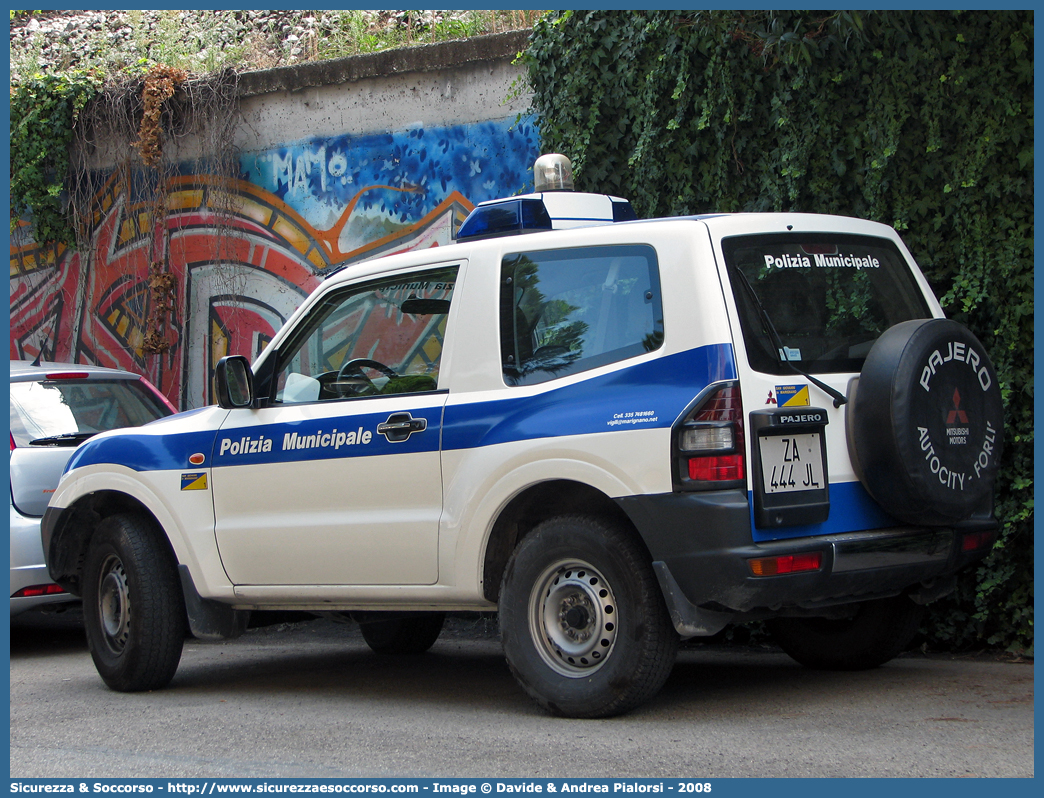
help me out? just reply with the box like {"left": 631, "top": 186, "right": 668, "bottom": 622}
{"left": 29, "top": 431, "right": 98, "bottom": 447}
{"left": 731, "top": 267, "right": 848, "bottom": 408}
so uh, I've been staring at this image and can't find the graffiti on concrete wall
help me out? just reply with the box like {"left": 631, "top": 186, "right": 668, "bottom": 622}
{"left": 9, "top": 116, "right": 540, "bottom": 408}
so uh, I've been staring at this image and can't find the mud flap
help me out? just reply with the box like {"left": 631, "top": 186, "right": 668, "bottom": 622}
{"left": 178, "top": 565, "right": 250, "bottom": 641}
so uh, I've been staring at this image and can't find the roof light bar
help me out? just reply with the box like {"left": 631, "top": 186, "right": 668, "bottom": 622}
{"left": 455, "top": 155, "right": 636, "bottom": 242}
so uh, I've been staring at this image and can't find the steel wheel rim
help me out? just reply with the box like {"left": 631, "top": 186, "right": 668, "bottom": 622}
{"left": 97, "top": 554, "right": 131, "bottom": 654}
{"left": 529, "top": 559, "right": 618, "bottom": 677}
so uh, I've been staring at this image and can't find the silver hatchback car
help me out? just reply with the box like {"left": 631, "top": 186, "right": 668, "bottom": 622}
{"left": 9, "top": 360, "right": 176, "bottom": 614}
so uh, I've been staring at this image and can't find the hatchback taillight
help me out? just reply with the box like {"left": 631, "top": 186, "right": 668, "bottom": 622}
{"left": 674, "top": 383, "right": 746, "bottom": 489}
{"left": 11, "top": 583, "right": 66, "bottom": 599}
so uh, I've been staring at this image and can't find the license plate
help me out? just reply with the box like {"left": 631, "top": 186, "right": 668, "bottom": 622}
{"left": 758, "top": 433, "right": 825, "bottom": 494}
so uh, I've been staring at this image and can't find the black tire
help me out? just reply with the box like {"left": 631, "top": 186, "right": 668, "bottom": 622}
{"left": 82, "top": 514, "right": 186, "bottom": 691}
{"left": 499, "top": 515, "right": 678, "bottom": 718}
{"left": 360, "top": 613, "right": 445, "bottom": 655}
{"left": 767, "top": 595, "right": 924, "bottom": 671}
{"left": 848, "top": 318, "right": 1004, "bottom": 526}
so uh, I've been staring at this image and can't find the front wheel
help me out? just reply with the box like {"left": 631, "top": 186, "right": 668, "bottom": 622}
{"left": 499, "top": 515, "right": 678, "bottom": 718}
{"left": 768, "top": 594, "right": 924, "bottom": 670}
{"left": 82, "top": 514, "right": 186, "bottom": 691}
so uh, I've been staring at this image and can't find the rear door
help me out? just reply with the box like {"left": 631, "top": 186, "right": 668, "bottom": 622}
{"left": 716, "top": 225, "right": 935, "bottom": 540}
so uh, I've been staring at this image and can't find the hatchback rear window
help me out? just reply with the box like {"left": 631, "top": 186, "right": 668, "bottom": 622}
{"left": 9, "top": 378, "right": 173, "bottom": 447}
{"left": 722, "top": 233, "right": 931, "bottom": 375}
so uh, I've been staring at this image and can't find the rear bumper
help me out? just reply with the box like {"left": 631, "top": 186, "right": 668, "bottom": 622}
{"left": 616, "top": 490, "right": 996, "bottom": 634}
{"left": 10, "top": 505, "right": 75, "bottom": 615}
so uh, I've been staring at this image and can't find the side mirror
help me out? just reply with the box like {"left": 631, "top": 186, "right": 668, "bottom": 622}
{"left": 215, "top": 356, "right": 255, "bottom": 409}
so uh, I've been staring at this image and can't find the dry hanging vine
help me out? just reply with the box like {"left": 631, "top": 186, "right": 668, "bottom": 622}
{"left": 135, "top": 66, "right": 186, "bottom": 354}
{"left": 134, "top": 65, "right": 186, "bottom": 168}
{"left": 62, "top": 66, "right": 244, "bottom": 358}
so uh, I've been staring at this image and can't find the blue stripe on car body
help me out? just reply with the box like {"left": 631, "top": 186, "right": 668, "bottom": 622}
{"left": 64, "top": 429, "right": 219, "bottom": 474}
{"left": 748, "top": 480, "right": 897, "bottom": 542}
{"left": 64, "top": 345, "right": 738, "bottom": 473}
{"left": 59, "top": 343, "right": 891, "bottom": 541}
{"left": 443, "top": 344, "right": 738, "bottom": 450}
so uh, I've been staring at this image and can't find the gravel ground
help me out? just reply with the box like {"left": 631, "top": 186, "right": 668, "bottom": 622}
{"left": 10, "top": 10, "right": 527, "bottom": 79}
{"left": 10, "top": 606, "right": 1034, "bottom": 778}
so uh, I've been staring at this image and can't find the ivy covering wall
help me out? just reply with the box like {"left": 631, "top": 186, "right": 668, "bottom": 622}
{"left": 524, "top": 10, "right": 1033, "bottom": 652}
{"left": 10, "top": 72, "right": 101, "bottom": 246}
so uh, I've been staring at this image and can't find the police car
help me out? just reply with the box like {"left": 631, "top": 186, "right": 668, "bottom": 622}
{"left": 42, "top": 155, "right": 1003, "bottom": 718}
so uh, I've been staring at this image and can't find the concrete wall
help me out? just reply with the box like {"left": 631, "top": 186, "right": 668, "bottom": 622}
{"left": 10, "top": 31, "right": 540, "bottom": 409}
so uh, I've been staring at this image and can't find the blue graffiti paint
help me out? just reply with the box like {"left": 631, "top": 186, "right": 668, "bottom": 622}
{"left": 241, "top": 117, "right": 541, "bottom": 233}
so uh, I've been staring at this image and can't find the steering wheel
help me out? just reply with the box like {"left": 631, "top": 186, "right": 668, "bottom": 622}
{"left": 334, "top": 358, "right": 399, "bottom": 396}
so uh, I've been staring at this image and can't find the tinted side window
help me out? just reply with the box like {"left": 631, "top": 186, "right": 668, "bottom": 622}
{"left": 500, "top": 245, "right": 664, "bottom": 386}
{"left": 272, "top": 266, "right": 458, "bottom": 404}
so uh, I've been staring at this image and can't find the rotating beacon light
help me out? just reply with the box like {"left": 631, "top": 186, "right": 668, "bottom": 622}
{"left": 533, "top": 153, "right": 575, "bottom": 192}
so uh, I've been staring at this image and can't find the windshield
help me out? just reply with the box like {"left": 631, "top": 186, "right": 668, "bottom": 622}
{"left": 722, "top": 233, "right": 932, "bottom": 375}
{"left": 10, "top": 378, "right": 173, "bottom": 447}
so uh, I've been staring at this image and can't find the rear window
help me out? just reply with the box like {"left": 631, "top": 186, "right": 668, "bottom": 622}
{"left": 722, "top": 233, "right": 932, "bottom": 375}
{"left": 500, "top": 244, "right": 664, "bottom": 386}
{"left": 9, "top": 378, "right": 173, "bottom": 447}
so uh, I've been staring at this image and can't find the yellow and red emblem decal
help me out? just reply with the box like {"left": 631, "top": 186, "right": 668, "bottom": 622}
{"left": 775, "top": 384, "right": 810, "bottom": 407}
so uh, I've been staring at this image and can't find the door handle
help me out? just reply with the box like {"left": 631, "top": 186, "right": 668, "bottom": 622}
{"left": 377, "top": 412, "right": 428, "bottom": 443}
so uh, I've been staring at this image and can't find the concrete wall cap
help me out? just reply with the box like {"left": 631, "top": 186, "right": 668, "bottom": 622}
{"left": 237, "top": 29, "right": 531, "bottom": 98}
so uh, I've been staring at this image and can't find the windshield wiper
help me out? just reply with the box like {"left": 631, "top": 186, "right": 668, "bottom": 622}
{"left": 731, "top": 267, "right": 848, "bottom": 408}
{"left": 29, "top": 431, "right": 97, "bottom": 447}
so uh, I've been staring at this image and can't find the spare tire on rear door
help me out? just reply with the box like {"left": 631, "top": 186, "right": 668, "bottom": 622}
{"left": 847, "top": 318, "right": 1003, "bottom": 526}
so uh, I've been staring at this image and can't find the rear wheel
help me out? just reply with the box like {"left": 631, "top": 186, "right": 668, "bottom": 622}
{"left": 82, "top": 514, "right": 186, "bottom": 691}
{"left": 499, "top": 515, "right": 678, "bottom": 718}
{"left": 360, "top": 613, "right": 445, "bottom": 655}
{"left": 768, "top": 595, "right": 924, "bottom": 670}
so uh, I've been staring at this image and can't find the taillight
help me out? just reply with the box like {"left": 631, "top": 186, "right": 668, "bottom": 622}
{"left": 10, "top": 432, "right": 16, "bottom": 452}
{"left": 45, "top": 372, "right": 89, "bottom": 380}
{"left": 11, "top": 583, "right": 67, "bottom": 599}
{"left": 748, "top": 552, "right": 823, "bottom": 576}
{"left": 675, "top": 383, "right": 745, "bottom": 489}
{"left": 962, "top": 530, "right": 994, "bottom": 552}
{"left": 688, "top": 455, "right": 744, "bottom": 481}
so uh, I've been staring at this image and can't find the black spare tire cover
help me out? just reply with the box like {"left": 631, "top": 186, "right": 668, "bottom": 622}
{"left": 848, "top": 318, "right": 1003, "bottom": 526}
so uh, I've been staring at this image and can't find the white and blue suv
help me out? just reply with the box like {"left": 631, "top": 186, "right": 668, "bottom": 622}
{"left": 42, "top": 155, "right": 1003, "bottom": 717}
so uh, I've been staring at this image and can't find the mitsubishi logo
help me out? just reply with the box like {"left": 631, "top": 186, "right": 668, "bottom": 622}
{"left": 377, "top": 412, "right": 427, "bottom": 443}
{"left": 946, "top": 388, "right": 969, "bottom": 424}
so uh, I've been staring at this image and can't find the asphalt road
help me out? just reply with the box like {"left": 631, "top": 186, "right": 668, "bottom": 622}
{"left": 10, "top": 608, "right": 1034, "bottom": 779}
